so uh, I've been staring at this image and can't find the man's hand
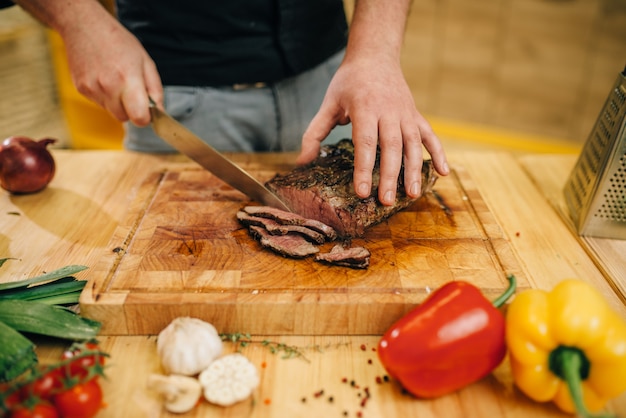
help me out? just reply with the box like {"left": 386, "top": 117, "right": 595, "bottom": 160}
{"left": 297, "top": 0, "right": 449, "bottom": 206}
{"left": 15, "top": 0, "right": 163, "bottom": 126}
{"left": 298, "top": 57, "right": 449, "bottom": 206}
{"left": 63, "top": 18, "right": 163, "bottom": 126}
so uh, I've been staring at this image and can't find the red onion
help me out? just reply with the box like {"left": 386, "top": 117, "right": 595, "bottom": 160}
{"left": 0, "top": 136, "right": 56, "bottom": 194}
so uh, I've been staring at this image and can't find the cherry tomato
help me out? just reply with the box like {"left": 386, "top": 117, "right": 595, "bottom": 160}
{"left": 1, "top": 384, "right": 22, "bottom": 413}
{"left": 53, "top": 379, "right": 103, "bottom": 418}
{"left": 9, "top": 403, "right": 59, "bottom": 418}
{"left": 20, "top": 369, "right": 64, "bottom": 401}
{"left": 61, "top": 343, "right": 105, "bottom": 380}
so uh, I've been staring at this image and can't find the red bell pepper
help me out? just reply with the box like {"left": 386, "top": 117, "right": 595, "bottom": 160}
{"left": 377, "top": 275, "right": 516, "bottom": 398}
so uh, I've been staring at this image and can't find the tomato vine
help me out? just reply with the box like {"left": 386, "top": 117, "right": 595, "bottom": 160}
{"left": 1, "top": 341, "right": 108, "bottom": 418}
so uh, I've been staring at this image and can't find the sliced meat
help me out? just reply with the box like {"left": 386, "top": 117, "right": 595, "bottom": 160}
{"left": 248, "top": 225, "right": 319, "bottom": 258}
{"left": 242, "top": 206, "right": 337, "bottom": 241}
{"left": 237, "top": 211, "right": 326, "bottom": 244}
{"left": 315, "top": 244, "right": 371, "bottom": 269}
{"left": 265, "top": 139, "right": 437, "bottom": 237}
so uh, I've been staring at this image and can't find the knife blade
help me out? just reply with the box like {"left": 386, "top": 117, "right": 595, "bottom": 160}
{"left": 150, "top": 103, "right": 292, "bottom": 212}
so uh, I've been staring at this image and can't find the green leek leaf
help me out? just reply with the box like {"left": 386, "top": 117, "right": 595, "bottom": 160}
{"left": 0, "top": 277, "right": 86, "bottom": 303}
{"left": 0, "top": 265, "right": 88, "bottom": 292}
{"left": 0, "top": 300, "right": 100, "bottom": 340}
{"left": 0, "top": 320, "right": 37, "bottom": 382}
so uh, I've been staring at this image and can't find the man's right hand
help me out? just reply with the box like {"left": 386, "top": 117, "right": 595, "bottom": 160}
{"left": 61, "top": 8, "right": 163, "bottom": 126}
{"left": 15, "top": 0, "right": 163, "bottom": 126}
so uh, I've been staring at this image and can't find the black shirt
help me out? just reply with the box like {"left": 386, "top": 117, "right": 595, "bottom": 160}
{"left": 115, "top": 0, "right": 348, "bottom": 86}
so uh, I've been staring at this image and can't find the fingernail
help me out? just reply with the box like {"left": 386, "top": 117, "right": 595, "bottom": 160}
{"left": 358, "top": 183, "right": 369, "bottom": 196}
{"left": 410, "top": 182, "right": 420, "bottom": 196}
{"left": 384, "top": 190, "right": 394, "bottom": 204}
{"left": 443, "top": 161, "right": 450, "bottom": 174}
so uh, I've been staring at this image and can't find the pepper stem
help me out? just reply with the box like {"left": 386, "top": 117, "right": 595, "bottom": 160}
{"left": 491, "top": 274, "right": 516, "bottom": 308}
{"left": 550, "top": 346, "right": 615, "bottom": 418}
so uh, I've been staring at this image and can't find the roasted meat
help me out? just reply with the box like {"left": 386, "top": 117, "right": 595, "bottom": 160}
{"left": 242, "top": 205, "right": 337, "bottom": 241}
{"left": 237, "top": 210, "right": 326, "bottom": 244}
{"left": 265, "top": 139, "right": 437, "bottom": 237}
{"left": 239, "top": 206, "right": 370, "bottom": 267}
{"left": 315, "top": 244, "right": 371, "bottom": 269}
{"left": 247, "top": 225, "right": 319, "bottom": 258}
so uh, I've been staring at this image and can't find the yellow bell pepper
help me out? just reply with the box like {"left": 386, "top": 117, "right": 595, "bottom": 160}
{"left": 506, "top": 279, "right": 626, "bottom": 417}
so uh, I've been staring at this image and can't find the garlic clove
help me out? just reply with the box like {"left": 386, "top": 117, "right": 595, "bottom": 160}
{"left": 147, "top": 373, "right": 202, "bottom": 414}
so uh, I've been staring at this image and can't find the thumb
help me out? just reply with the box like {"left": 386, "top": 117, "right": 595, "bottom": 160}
{"left": 123, "top": 58, "right": 163, "bottom": 127}
{"left": 144, "top": 58, "right": 164, "bottom": 109}
{"left": 297, "top": 103, "right": 342, "bottom": 165}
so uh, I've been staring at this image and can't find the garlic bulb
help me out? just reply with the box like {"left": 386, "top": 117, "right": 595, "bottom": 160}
{"left": 157, "top": 317, "right": 223, "bottom": 376}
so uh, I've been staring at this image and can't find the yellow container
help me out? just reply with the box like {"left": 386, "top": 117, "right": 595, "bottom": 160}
{"left": 47, "top": 30, "right": 124, "bottom": 149}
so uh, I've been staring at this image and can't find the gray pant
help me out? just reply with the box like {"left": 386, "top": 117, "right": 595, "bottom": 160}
{"left": 125, "top": 49, "right": 351, "bottom": 153}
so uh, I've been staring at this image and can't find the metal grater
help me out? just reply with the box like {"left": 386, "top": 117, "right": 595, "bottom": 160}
{"left": 564, "top": 67, "right": 626, "bottom": 240}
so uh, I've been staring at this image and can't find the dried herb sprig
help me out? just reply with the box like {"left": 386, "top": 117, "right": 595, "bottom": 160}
{"left": 220, "top": 332, "right": 310, "bottom": 362}
{"left": 220, "top": 333, "right": 351, "bottom": 362}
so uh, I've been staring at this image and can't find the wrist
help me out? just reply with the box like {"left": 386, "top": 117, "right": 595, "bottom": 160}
{"left": 54, "top": 0, "right": 115, "bottom": 39}
{"left": 345, "top": 0, "right": 410, "bottom": 63}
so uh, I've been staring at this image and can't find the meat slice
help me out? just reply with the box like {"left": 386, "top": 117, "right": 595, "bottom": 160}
{"left": 248, "top": 225, "right": 319, "bottom": 258}
{"left": 315, "top": 244, "right": 371, "bottom": 269}
{"left": 265, "top": 139, "right": 437, "bottom": 237}
{"left": 237, "top": 211, "right": 326, "bottom": 244}
{"left": 242, "top": 206, "right": 337, "bottom": 241}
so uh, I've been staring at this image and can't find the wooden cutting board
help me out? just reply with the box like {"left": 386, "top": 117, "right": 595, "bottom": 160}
{"left": 80, "top": 162, "right": 528, "bottom": 335}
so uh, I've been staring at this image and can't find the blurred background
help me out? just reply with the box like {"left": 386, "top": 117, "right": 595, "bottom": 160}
{"left": 0, "top": 0, "right": 625, "bottom": 152}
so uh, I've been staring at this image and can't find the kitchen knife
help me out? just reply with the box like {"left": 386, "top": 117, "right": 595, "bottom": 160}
{"left": 149, "top": 102, "right": 292, "bottom": 211}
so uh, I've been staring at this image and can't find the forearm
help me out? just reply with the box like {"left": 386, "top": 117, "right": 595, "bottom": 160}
{"left": 12, "top": 0, "right": 115, "bottom": 39}
{"left": 345, "top": 0, "right": 411, "bottom": 63}
{"left": 301, "top": 0, "right": 448, "bottom": 205}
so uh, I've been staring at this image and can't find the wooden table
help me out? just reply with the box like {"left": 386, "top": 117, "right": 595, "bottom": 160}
{"left": 2, "top": 150, "right": 625, "bottom": 418}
